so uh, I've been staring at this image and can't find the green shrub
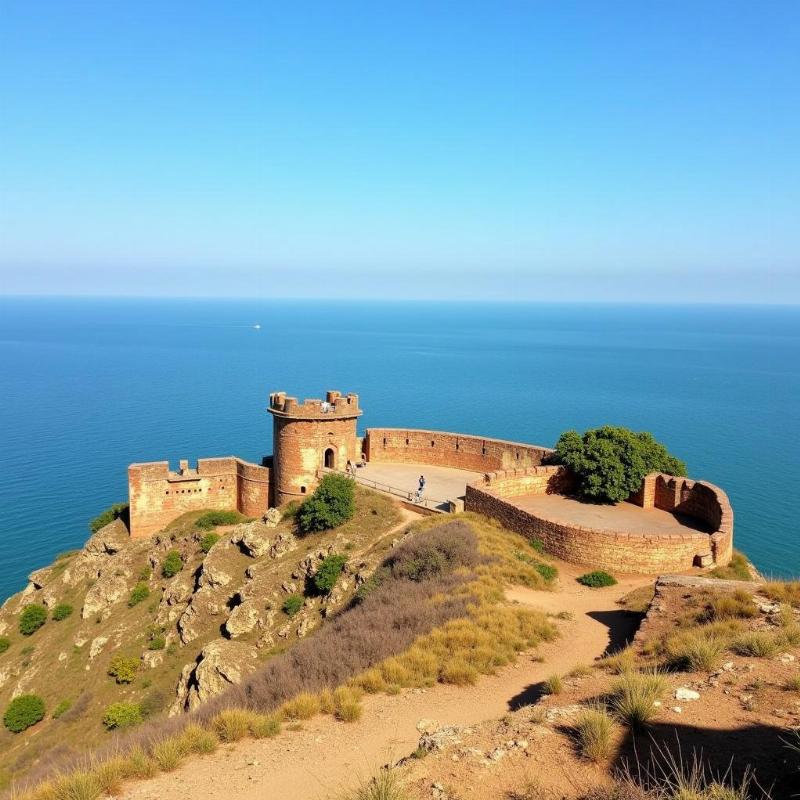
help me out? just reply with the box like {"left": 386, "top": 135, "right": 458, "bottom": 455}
{"left": 196, "top": 510, "right": 244, "bottom": 530}
{"left": 528, "top": 538, "right": 545, "bottom": 553}
{"left": 102, "top": 702, "right": 142, "bottom": 730}
{"left": 282, "top": 594, "right": 304, "bottom": 617}
{"left": 314, "top": 554, "right": 347, "bottom": 594}
{"left": 554, "top": 426, "right": 686, "bottom": 503}
{"left": 200, "top": 532, "right": 221, "bottom": 553}
{"left": 90, "top": 502, "right": 129, "bottom": 533}
{"left": 4, "top": 694, "right": 45, "bottom": 733}
{"left": 297, "top": 473, "right": 355, "bottom": 533}
{"left": 52, "top": 699, "right": 72, "bottom": 719}
{"left": 139, "top": 565, "right": 152, "bottom": 581}
{"left": 108, "top": 654, "right": 139, "bottom": 684}
{"left": 148, "top": 635, "right": 166, "bottom": 651}
{"left": 0, "top": 637, "right": 9, "bottom": 655}
{"left": 19, "top": 604, "right": 47, "bottom": 635}
{"left": 52, "top": 603, "right": 73, "bottom": 621}
{"left": 161, "top": 550, "right": 183, "bottom": 578}
{"left": 281, "top": 501, "right": 300, "bottom": 519}
{"left": 128, "top": 581, "right": 150, "bottom": 607}
{"left": 535, "top": 563, "right": 558, "bottom": 582}
{"left": 577, "top": 571, "right": 617, "bottom": 588}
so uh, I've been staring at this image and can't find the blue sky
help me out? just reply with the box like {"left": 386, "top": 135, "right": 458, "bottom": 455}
{"left": 0, "top": 1, "right": 798, "bottom": 301}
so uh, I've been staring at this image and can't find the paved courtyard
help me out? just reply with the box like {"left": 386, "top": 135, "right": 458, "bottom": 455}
{"left": 355, "top": 462, "right": 482, "bottom": 509}
{"left": 509, "top": 493, "right": 710, "bottom": 536}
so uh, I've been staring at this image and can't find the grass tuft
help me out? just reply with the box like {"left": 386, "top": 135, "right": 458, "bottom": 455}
{"left": 574, "top": 704, "right": 614, "bottom": 762}
{"left": 610, "top": 670, "right": 667, "bottom": 728}
{"left": 731, "top": 631, "right": 778, "bottom": 658}
{"left": 211, "top": 708, "right": 253, "bottom": 743}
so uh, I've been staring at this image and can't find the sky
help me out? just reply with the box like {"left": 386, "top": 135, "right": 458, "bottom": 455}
{"left": 0, "top": 1, "right": 798, "bottom": 302}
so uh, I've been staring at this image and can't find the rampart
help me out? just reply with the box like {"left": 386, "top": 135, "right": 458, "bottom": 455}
{"left": 363, "top": 428, "right": 551, "bottom": 472}
{"left": 128, "top": 457, "right": 270, "bottom": 539}
{"left": 465, "top": 467, "right": 733, "bottom": 573}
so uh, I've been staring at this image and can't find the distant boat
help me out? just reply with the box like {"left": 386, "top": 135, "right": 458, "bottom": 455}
{"left": 253, "top": 324, "right": 261, "bottom": 330}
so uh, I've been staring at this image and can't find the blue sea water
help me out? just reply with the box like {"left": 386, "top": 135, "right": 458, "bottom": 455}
{"left": 0, "top": 297, "right": 798, "bottom": 601}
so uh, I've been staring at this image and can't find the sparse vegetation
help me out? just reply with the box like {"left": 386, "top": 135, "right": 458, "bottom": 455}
{"left": 297, "top": 472, "right": 356, "bottom": 533}
{"left": 282, "top": 594, "right": 304, "bottom": 617}
{"left": 343, "top": 768, "right": 409, "bottom": 800}
{"left": 89, "top": 502, "right": 129, "bottom": 533}
{"left": 148, "top": 635, "right": 166, "bottom": 651}
{"left": 19, "top": 604, "right": 48, "bottom": 635}
{"left": 161, "top": 549, "right": 183, "bottom": 578}
{"left": 108, "top": 654, "right": 140, "bottom": 684}
{"left": 554, "top": 425, "right": 686, "bottom": 503}
{"left": 51, "top": 699, "right": 72, "bottom": 719}
{"left": 610, "top": 670, "right": 667, "bottom": 728}
{"left": 3, "top": 694, "right": 45, "bottom": 733}
{"left": 574, "top": 704, "right": 614, "bottom": 761}
{"left": 102, "top": 701, "right": 143, "bottom": 730}
{"left": 0, "top": 636, "right": 9, "bottom": 654}
{"left": 313, "top": 553, "right": 347, "bottom": 594}
{"left": 665, "top": 629, "right": 727, "bottom": 672}
{"left": 212, "top": 708, "right": 253, "bottom": 742}
{"left": 577, "top": 571, "right": 617, "bottom": 588}
{"left": 195, "top": 509, "right": 246, "bottom": 530}
{"left": 51, "top": 603, "right": 74, "bottom": 621}
{"left": 128, "top": 581, "right": 150, "bottom": 607}
{"left": 762, "top": 580, "right": 800, "bottom": 607}
{"left": 700, "top": 589, "right": 756, "bottom": 622}
{"left": 544, "top": 674, "right": 564, "bottom": 695}
{"left": 200, "top": 532, "right": 220, "bottom": 553}
{"left": 731, "top": 631, "right": 779, "bottom": 658}
{"left": 709, "top": 550, "right": 753, "bottom": 581}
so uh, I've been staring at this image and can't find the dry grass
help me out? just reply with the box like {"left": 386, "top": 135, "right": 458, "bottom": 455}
{"left": 709, "top": 550, "right": 752, "bottom": 581}
{"left": 701, "top": 590, "right": 756, "bottom": 622}
{"left": 279, "top": 692, "right": 321, "bottom": 721}
{"left": 178, "top": 724, "right": 218, "bottom": 754}
{"left": 762, "top": 580, "right": 800, "bottom": 607}
{"left": 341, "top": 768, "right": 409, "bottom": 800}
{"left": 610, "top": 670, "right": 668, "bottom": 728}
{"left": 784, "top": 675, "right": 800, "bottom": 691}
{"left": 574, "top": 704, "right": 615, "bottom": 762}
{"left": 598, "top": 646, "right": 637, "bottom": 675}
{"left": 543, "top": 674, "right": 564, "bottom": 695}
{"left": 730, "top": 631, "right": 778, "bottom": 658}
{"left": 664, "top": 630, "right": 728, "bottom": 672}
{"left": 150, "top": 736, "right": 189, "bottom": 772}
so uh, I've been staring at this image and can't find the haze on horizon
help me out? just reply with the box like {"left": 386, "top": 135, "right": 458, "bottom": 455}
{"left": 0, "top": 1, "right": 798, "bottom": 303}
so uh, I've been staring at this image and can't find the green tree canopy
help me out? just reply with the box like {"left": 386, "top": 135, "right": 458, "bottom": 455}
{"left": 554, "top": 425, "right": 686, "bottom": 503}
{"left": 297, "top": 473, "right": 355, "bottom": 534}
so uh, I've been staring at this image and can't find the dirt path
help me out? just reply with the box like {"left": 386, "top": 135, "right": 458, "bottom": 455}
{"left": 122, "top": 563, "right": 652, "bottom": 800}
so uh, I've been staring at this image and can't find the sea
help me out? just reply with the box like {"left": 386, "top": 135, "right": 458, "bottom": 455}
{"left": 1, "top": 297, "right": 798, "bottom": 602}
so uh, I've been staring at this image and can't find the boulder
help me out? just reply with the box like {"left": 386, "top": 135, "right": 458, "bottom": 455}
{"left": 83, "top": 518, "right": 129, "bottom": 557}
{"left": 269, "top": 532, "right": 297, "bottom": 559}
{"left": 82, "top": 573, "right": 128, "bottom": 620}
{"left": 263, "top": 507, "right": 282, "bottom": 528}
{"left": 89, "top": 635, "right": 109, "bottom": 660}
{"left": 225, "top": 602, "right": 261, "bottom": 638}
{"left": 675, "top": 687, "right": 700, "bottom": 701}
{"left": 28, "top": 566, "right": 54, "bottom": 589}
{"left": 232, "top": 522, "right": 273, "bottom": 558}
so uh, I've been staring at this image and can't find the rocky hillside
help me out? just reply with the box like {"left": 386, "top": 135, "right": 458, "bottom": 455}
{"left": 0, "top": 486, "right": 402, "bottom": 787}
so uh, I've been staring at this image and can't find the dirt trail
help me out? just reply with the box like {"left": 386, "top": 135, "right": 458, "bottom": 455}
{"left": 122, "top": 563, "right": 651, "bottom": 800}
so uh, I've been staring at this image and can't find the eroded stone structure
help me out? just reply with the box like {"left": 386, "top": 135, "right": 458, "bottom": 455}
{"left": 127, "top": 389, "right": 734, "bottom": 574}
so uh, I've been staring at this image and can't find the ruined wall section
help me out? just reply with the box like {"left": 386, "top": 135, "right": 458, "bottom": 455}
{"left": 128, "top": 457, "right": 270, "bottom": 539}
{"left": 363, "top": 428, "right": 551, "bottom": 473}
{"left": 465, "top": 468, "right": 732, "bottom": 574}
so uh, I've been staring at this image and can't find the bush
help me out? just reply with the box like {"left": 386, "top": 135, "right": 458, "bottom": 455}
{"left": 148, "top": 635, "right": 166, "bottom": 651}
{"left": 103, "top": 701, "right": 142, "bottom": 730}
{"left": 554, "top": 426, "right": 686, "bottom": 503}
{"left": 0, "top": 637, "right": 9, "bottom": 655}
{"left": 282, "top": 594, "right": 304, "bottom": 617}
{"left": 577, "top": 571, "right": 617, "bottom": 588}
{"left": 108, "top": 654, "right": 139, "bottom": 684}
{"left": 128, "top": 581, "right": 150, "bottom": 607}
{"left": 161, "top": 550, "right": 183, "bottom": 578}
{"left": 19, "top": 604, "right": 47, "bottom": 635}
{"left": 3, "top": 694, "right": 45, "bottom": 732}
{"left": 297, "top": 473, "right": 355, "bottom": 533}
{"left": 52, "top": 699, "right": 72, "bottom": 719}
{"left": 90, "top": 502, "right": 129, "bottom": 533}
{"left": 200, "top": 532, "right": 220, "bottom": 553}
{"left": 314, "top": 554, "right": 347, "bottom": 594}
{"left": 52, "top": 603, "right": 73, "bottom": 621}
{"left": 196, "top": 510, "right": 244, "bottom": 530}
{"left": 575, "top": 704, "right": 614, "bottom": 761}
{"left": 535, "top": 563, "right": 558, "bottom": 583}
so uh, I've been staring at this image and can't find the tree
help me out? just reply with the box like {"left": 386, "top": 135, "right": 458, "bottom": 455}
{"left": 554, "top": 425, "right": 686, "bottom": 504}
{"left": 313, "top": 554, "right": 347, "bottom": 594}
{"left": 297, "top": 474, "right": 355, "bottom": 534}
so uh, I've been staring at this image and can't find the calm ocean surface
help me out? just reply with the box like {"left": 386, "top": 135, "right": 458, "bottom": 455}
{"left": 0, "top": 298, "right": 798, "bottom": 601}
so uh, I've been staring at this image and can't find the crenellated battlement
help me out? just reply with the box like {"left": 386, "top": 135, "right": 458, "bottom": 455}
{"left": 268, "top": 390, "right": 361, "bottom": 419}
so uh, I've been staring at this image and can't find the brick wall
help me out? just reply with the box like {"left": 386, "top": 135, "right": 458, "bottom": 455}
{"left": 128, "top": 457, "right": 270, "bottom": 539}
{"left": 363, "top": 428, "right": 552, "bottom": 473}
{"left": 465, "top": 468, "right": 733, "bottom": 574}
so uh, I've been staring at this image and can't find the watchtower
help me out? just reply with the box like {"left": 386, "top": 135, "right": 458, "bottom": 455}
{"left": 268, "top": 390, "right": 362, "bottom": 506}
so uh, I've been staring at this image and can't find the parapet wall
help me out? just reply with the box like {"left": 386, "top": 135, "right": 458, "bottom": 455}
{"left": 128, "top": 457, "right": 270, "bottom": 539}
{"left": 465, "top": 467, "right": 733, "bottom": 574}
{"left": 363, "top": 428, "right": 551, "bottom": 473}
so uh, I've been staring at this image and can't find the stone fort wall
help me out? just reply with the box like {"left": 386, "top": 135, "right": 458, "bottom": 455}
{"left": 465, "top": 467, "right": 733, "bottom": 573}
{"left": 363, "top": 428, "right": 551, "bottom": 473}
{"left": 128, "top": 457, "right": 270, "bottom": 539}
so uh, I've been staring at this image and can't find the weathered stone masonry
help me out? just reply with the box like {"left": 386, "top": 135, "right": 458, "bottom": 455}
{"left": 127, "top": 389, "right": 734, "bottom": 574}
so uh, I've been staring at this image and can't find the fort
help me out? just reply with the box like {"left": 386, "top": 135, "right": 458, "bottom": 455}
{"left": 128, "top": 389, "right": 733, "bottom": 574}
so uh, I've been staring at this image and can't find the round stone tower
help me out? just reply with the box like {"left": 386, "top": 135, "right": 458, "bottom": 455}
{"left": 268, "top": 390, "right": 362, "bottom": 506}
